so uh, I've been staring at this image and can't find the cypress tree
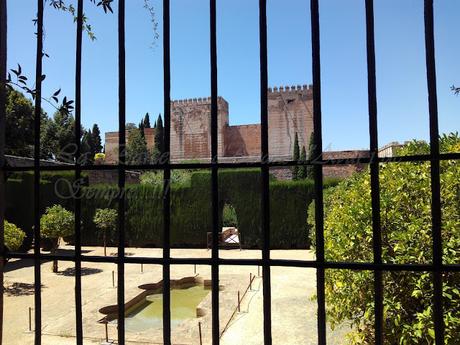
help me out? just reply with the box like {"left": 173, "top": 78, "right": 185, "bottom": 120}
{"left": 144, "top": 112, "right": 151, "bottom": 128}
{"left": 126, "top": 128, "right": 149, "bottom": 165}
{"left": 152, "top": 114, "right": 164, "bottom": 162}
{"left": 81, "top": 129, "right": 95, "bottom": 165}
{"left": 306, "top": 132, "right": 315, "bottom": 180}
{"left": 139, "top": 120, "right": 145, "bottom": 138}
{"left": 292, "top": 132, "right": 300, "bottom": 180}
{"left": 91, "top": 124, "right": 103, "bottom": 153}
{"left": 299, "top": 146, "right": 307, "bottom": 179}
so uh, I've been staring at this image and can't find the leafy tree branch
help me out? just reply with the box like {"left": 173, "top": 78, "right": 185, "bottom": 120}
{"left": 7, "top": 64, "right": 74, "bottom": 116}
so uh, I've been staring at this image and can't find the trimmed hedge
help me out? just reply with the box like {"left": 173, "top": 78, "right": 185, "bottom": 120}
{"left": 5, "top": 172, "right": 82, "bottom": 250}
{"left": 6, "top": 169, "right": 339, "bottom": 249}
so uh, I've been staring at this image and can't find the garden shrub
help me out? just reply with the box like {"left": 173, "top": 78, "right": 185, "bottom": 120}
{"left": 308, "top": 133, "right": 460, "bottom": 344}
{"left": 4, "top": 220, "right": 26, "bottom": 251}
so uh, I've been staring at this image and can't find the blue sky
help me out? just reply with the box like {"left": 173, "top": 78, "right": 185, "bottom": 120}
{"left": 7, "top": 0, "right": 459, "bottom": 151}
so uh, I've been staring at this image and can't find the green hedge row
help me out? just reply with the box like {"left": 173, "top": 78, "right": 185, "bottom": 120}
{"left": 6, "top": 169, "right": 340, "bottom": 249}
{"left": 78, "top": 182, "right": 213, "bottom": 248}
{"left": 5, "top": 172, "right": 80, "bottom": 249}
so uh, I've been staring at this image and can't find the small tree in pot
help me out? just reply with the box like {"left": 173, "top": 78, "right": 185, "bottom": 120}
{"left": 93, "top": 208, "right": 117, "bottom": 256}
{"left": 40, "top": 205, "right": 74, "bottom": 273}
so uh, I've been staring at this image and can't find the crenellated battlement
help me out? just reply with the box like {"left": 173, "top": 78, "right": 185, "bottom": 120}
{"left": 171, "top": 96, "right": 227, "bottom": 105}
{"left": 170, "top": 85, "right": 313, "bottom": 105}
{"left": 268, "top": 84, "right": 312, "bottom": 93}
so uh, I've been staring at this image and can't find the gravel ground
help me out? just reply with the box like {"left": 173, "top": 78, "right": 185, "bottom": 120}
{"left": 4, "top": 247, "right": 350, "bottom": 345}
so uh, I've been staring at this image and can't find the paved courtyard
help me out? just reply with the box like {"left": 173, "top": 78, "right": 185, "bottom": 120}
{"left": 4, "top": 247, "right": 349, "bottom": 345}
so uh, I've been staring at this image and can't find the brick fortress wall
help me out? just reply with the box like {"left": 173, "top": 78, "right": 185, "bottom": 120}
{"left": 105, "top": 85, "right": 313, "bottom": 163}
{"left": 103, "top": 85, "right": 371, "bottom": 179}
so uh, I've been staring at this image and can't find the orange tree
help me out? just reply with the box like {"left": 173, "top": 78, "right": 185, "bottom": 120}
{"left": 309, "top": 133, "right": 460, "bottom": 344}
{"left": 40, "top": 205, "right": 74, "bottom": 273}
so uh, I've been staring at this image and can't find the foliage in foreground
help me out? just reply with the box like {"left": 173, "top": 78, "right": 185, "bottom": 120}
{"left": 4, "top": 220, "right": 26, "bottom": 251}
{"left": 308, "top": 133, "right": 460, "bottom": 344}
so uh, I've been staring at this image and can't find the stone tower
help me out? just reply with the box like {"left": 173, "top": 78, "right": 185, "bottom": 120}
{"left": 267, "top": 85, "right": 314, "bottom": 158}
{"left": 171, "top": 97, "right": 229, "bottom": 160}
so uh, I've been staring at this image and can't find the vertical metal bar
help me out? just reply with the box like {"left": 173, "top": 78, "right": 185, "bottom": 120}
{"left": 210, "top": 0, "right": 220, "bottom": 344}
{"left": 117, "top": 0, "right": 126, "bottom": 343}
{"left": 74, "top": 0, "right": 84, "bottom": 343}
{"left": 310, "top": 1, "right": 326, "bottom": 344}
{"left": 0, "top": 1, "right": 6, "bottom": 343}
{"left": 162, "top": 0, "right": 172, "bottom": 344}
{"left": 423, "top": 1, "right": 444, "bottom": 343}
{"left": 364, "top": 1, "right": 383, "bottom": 344}
{"left": 237, "top": 291, "right": 241, "bottom": 312}
{"left": 258, "top": 1, "right": 271, "bottom": 344}
{"left": 29, "top": 307, "right": 32, "bottom": 332}
{"left": 33, "top": 1, "right": 44, "bottom": 344}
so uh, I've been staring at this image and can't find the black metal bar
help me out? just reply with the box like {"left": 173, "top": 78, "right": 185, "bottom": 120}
{"left": 9, "top": 252, "right": 460, "bottom": 272}
{"left": 117, "top": 0, "right": 126, "bottom": 343}
{"left": 210, "top": 0, "right": 220, "bottom": 344}
{"left": 4, "top": 152, "right": 460, "bottom": 173}
{"left": 364, "top": 1, "right": 383, "bottom": 343}
{"left": 310, "top": 1, "right": 326, "bottom": 344}
{"left": 424, "top": 1, "right": 444, "bottom": 344}
{"left": 258, "top": 1, "right": 272, "bottom": 344}
{"left": 33, "top": 1, "right": 44, "bottom": 344}
{"left": 0, "top": 1, "right": 6, "bottom": 343}
{"left": 74, "top": 0, "right": 84, "bottom": 344}
{"left": 162, "top": 0, "right": 172, "bottom": 343}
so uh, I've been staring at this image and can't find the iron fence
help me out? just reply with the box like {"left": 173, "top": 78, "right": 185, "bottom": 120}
{"left": 0, "top": 1, "right": 459, "bottom": 345}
